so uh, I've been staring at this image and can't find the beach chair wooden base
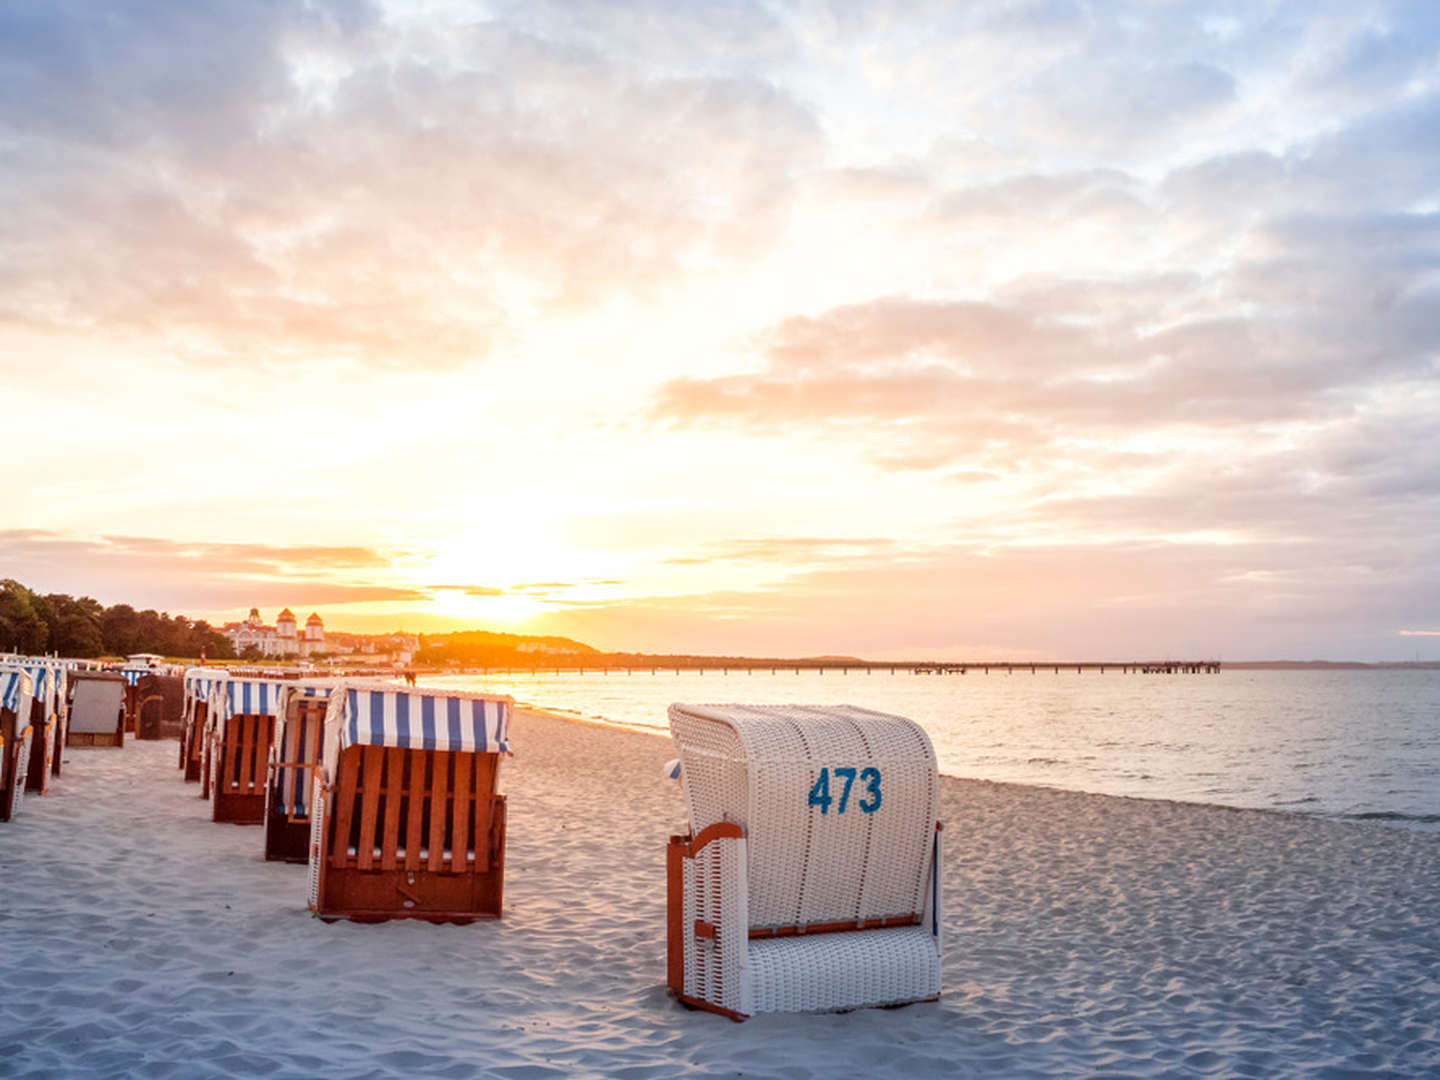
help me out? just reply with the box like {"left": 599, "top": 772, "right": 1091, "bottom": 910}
{"left": 181, "top": 703, "right": 208, "bottom": 779}
{"left": 265, "top": 811, "right": 311, "bottom": 863}
{"left": 25, "top": 716, "right": 54, "bottom": 794}
{"left": 212, "top": 714, "right": 273, "bottom": 825}
{"left": 313, "top": 860, "right": 505, "bottom": 924}
{"left": 67, "top": 731, "right": 123, "bottom": 748}
{"left": 124, "top": 684, "right": 141, "bottom": 736}
{"left": 1, "top": 714, "right": 34, "bottom": 823}
{"left": 309, "top": 747, "right": 507, "bottom": 924}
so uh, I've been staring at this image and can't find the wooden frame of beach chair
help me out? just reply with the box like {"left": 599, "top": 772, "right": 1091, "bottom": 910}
{"left": 1, "top": 669, "right": 36, "bottom": 822}
{"left": 209, "top": 677, "right": 291, "bottom": 825}
{"left": 307, "top": 682, "right": 511, "bottom": 924}
{"left": 665, "top": 703, "right": 943, "bottom": 1020}
{"left": 264, "top": 681, "right": 335, "bottom": 863}
{"left": 117, "top": 670, "right": 148, "bottom": 736}
{"left": 49, "top": 663, "right": 69, "bottom": 778}
{"left": 65, "top": 671, "right": 127, "bottom": 748}
{"left": 21, "top": 663, "right": 60, "bottom": 795}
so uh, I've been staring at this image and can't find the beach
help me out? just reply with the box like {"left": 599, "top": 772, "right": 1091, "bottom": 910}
{"left": 3, "top": 709, "right": 1438, "bottom": 1078}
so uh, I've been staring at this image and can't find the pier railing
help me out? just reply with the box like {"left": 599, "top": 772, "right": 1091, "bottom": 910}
{"left": 447, "top": 660, "right": 1223, "bottom": 677}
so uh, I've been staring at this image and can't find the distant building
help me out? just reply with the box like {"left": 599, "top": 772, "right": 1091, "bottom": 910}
{"left": 222, "top": 607, "right": 326, "bottom": 658}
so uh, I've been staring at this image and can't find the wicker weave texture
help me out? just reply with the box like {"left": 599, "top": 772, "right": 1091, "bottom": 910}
{"left": 681, "top": 833, "right": 747, "bottom": 1015}
{"left": 744, "top": 925, "right": 940, "bottom": 1014}
{"left": 11, "top": 725, "right": 33, "bottom": 815}
{"left": 306, "top": 775, "right": 325, "bottom": 910}
{"left": 669, "top": 703, "right": 938, "bottom": 929}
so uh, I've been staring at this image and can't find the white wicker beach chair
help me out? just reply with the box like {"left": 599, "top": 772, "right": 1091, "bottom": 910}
{"left": 666, "top": 703, "right": 942, "bottom": 1019}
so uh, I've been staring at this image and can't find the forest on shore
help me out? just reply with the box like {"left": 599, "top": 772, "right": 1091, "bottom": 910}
{"left": 0, "top": 578, "right": 235, "bottom": 660}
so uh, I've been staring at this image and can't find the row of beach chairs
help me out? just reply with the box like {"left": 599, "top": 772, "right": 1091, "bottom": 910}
{"left": 179, "top": 671, "right": 511, "bottom": 923}
{"left": 2, "top": 657, "right": 176, "bottom": 821}
{"left": 30, "top": 659, "right": 944, "bottom": 1019}
{"left": 1, "top": 657, "right": 79, "bottom": 822}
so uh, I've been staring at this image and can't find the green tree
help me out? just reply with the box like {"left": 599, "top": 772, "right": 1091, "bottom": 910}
{"left": 101, "top": 603, "right": 140, "bottom": 656}
{"left": 44, "top": 593, "right": 105, "bottom": 657}
{"left": 0, "top": 578, "right": 49, "bottom": 653}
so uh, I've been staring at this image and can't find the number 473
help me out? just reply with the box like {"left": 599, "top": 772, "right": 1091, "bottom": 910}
{"left": 808, "top": 766, "right": 882, "bottom": 815}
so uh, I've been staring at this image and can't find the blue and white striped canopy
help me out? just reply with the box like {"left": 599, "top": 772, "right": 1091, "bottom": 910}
{"left": 117, "top": 668, "right": 150, "bottom": 686}
{"left": 342, "top": 688, "right": 510, "bottom": 754}
{"left": 215, "top": 677, "right": 290, "bottom": 719}
{"left": 183, "top": 668, "right": 228, "bottom": 710}
{"left": 2, "top": 662, "right": 60, "bottom": 718}
{"left": 2, "top": 668, "right": 34, "bottom": 714}
{"left": 270, "top": 682, "right": 337, "bottom": 816}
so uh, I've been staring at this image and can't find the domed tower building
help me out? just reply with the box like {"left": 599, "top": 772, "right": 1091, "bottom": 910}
{"left": 276, "top": 608, "right": 298, "bottom": 642}
{"left": 304, "top": 612, "right": 325, "bottom": 655}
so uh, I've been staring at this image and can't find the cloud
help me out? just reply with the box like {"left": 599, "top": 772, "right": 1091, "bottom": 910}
{"left": 662, "top": 536, "right": 900, "bottom": 566}
{"left": 0, "top": 530, "right": 419, "bottom": 615}
{"left": 0, "top": 4, "right": 821, "bottom": 368}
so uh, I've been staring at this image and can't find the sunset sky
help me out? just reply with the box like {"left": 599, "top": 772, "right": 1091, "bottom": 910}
{"left": 4, "top": 1, "right": 1439, "bottom": 661}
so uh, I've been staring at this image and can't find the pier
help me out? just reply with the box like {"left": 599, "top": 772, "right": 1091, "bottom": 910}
{"left": 464, "top": 660, "right": 1223, "bottom": 677}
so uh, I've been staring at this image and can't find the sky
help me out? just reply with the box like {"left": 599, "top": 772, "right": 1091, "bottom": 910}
{"left": 3, "top": 0, "right": 1439, "bottom": 661}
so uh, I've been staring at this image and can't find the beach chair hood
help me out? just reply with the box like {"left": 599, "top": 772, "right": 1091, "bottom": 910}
{"left": 319, "top": 681, "right": 512, "bottom": 783}
{"left": 1, "top": 668, "right": 35, "bottom": 716}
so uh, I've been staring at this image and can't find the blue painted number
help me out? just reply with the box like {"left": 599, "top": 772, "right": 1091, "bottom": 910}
{"left": 808, "top": 767, "right": 882, "bottom": 815}
{"left": 808, "top": 768, "right": 832, "bottom": 814}
{"left": 858, "top": 766, "right": 882, "bottom": 813}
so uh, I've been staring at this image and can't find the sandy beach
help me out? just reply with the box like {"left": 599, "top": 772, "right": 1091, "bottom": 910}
{"left": 3, "top": 709, "right": 1438, "bottom": 1078}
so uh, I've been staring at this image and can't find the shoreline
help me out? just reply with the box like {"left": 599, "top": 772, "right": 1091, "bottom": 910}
{"left": 2, "top": 712, "right": 1437, "bottom": 1077}
{"left": 514, "top": 695, "right": 1440, "bottom": 835}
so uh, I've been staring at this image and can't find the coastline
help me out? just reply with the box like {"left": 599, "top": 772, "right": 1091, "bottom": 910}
{"left": 2, "top": 709, "right": 1437, "bottom": 1078}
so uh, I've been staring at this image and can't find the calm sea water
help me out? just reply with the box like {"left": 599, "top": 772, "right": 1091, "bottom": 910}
{"left": 429, "top": 668, "right": 1440, "bottom": 830}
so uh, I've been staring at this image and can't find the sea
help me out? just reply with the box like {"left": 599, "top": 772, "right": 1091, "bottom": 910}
{"left": 431, "top": 667, "right": 1440, "bottom": 831}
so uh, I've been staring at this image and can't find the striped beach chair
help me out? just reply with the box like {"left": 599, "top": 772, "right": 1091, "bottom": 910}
{"left": 666, "top": 703, "right": 943, "bottom": 1020}
{"left": 65, "top": 671, "right": 127, "bottom": 748}
{"left": 179, "top": 668, "right": 226, "bottom": 781}
{"left": 207, "top": 675, "right": 293, "bottom": 824}
{"left": 116, "top": 666, "right": 150, "bottom": 736}
{"left": 308, "top": 682, "right": 511, "bottom": 923}
{"left": 264, "top": 680, "right": 336, "bottom": 863}
{"left": 2, "top": 660, "right": 63, "bottom": 795}
{"left": 1, "top": 669, "right": 36, "bottom": 822}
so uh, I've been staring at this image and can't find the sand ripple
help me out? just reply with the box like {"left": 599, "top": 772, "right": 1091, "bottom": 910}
{"left": 2, "top": 713, "right": 1438, "bottom": 1077}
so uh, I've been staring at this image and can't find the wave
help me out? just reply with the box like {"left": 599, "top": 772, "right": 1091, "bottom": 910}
{"left": 1337, "top": 810, "right": 1440, "bottom": 824}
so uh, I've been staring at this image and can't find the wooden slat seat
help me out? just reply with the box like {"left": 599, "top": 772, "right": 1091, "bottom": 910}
{"left": 308, "top": 682, "right": 511, "bottom": 924}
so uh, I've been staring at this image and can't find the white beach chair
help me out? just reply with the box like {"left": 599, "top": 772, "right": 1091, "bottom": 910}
{"left": 666, "top": 703, "right": 943, "bottom": 1019}
{"left": 65, "top": 671, "right": 127, "bottom": 748}
{"left": 1, "top": 668, "right": 36, "bottom": 822}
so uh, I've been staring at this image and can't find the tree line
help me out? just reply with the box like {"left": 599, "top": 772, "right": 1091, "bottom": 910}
{"left": 0, "top": 578, "right": 236, "bottom": 660}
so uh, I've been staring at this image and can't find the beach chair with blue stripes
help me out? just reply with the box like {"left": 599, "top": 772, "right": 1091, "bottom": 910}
{"left": 179, "top": 668, "right": 226, "bottom": 781}
{"left": 3, "top": 659, "right": 62, "bottom": 795}
{"left": 307, "top": 681, "right": 512, "bottom": 923}
{"left": 665, "top": 703, "right": 943, "bottom": 1020}
{"left": 264, "top": 680, "right": 336, "bottom": 863}
{"left": 0, "top": 669, "right": 36, "bottom": 823}
{"left": 207, "top": 675, "right": 294, "bottom": 824}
